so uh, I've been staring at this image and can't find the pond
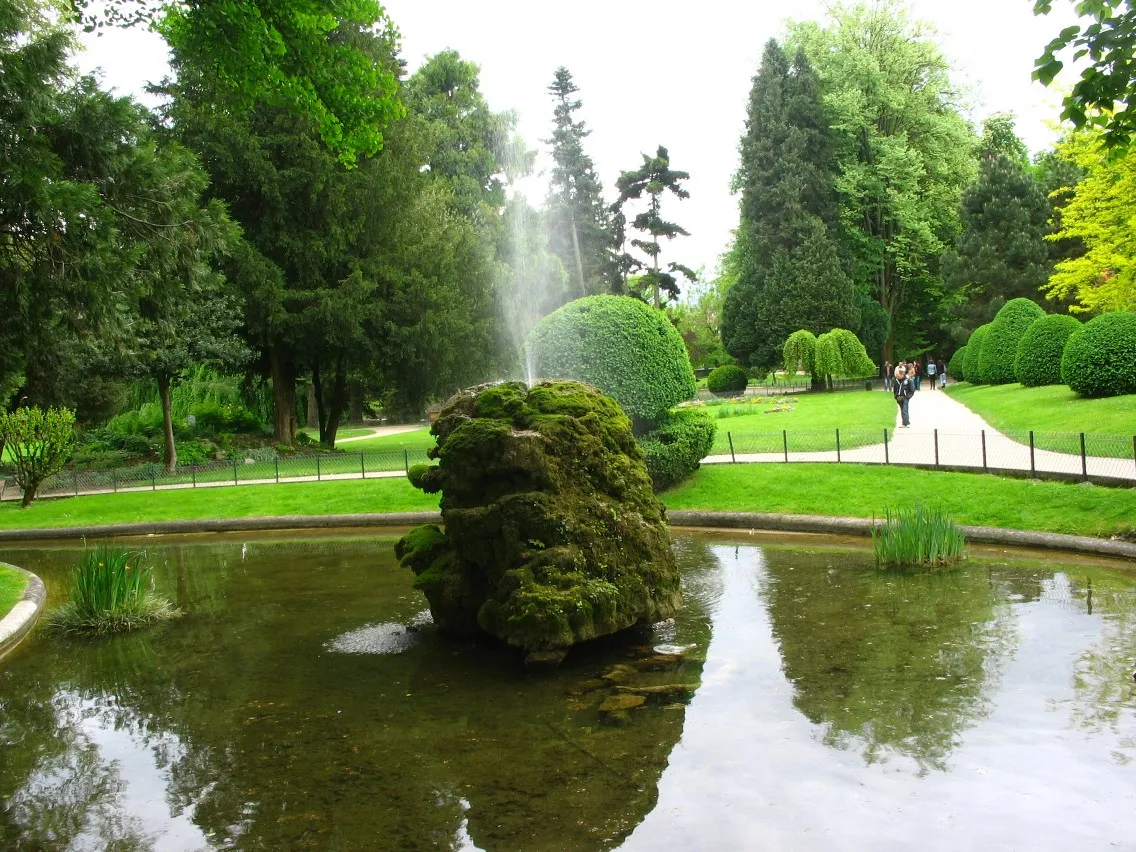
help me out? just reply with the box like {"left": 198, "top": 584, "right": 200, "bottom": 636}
{"left": 1, "top": 531, "right": 1134, "bottom": 850}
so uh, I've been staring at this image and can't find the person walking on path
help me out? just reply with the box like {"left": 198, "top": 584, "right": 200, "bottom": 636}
{"left": 893, "top": 365, "right": 914, "bottom": 427}
{"left": 912, "top": 360, "right": 922, "bottom": 391}
{"left": 927, "top": 358, "right": 938, "bottom": 390}
{"left": 937, "top": 358, "right": 947, "bottom": 388}
{"left": 884, "top": 361, "right": 893, "bottom": 392}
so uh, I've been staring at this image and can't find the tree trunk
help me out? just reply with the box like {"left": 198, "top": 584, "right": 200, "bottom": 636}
{"left": 652, "top": 244, "right": 661, "bottom": 309}
{"left": 158, "top": 373, "right": 178, "bottom": 474}
{"left": 569, "top": 211, "right": 587, "bottom": 297}
{"left": 312, "top": 360, "right": 327, "bottom": 445}
{"left": 323, "top": 357, "right": 348, "bottom": 449}
{"left": 269, "top": 342, "right": 297, "bottom": 446}
{"left": 349, "top": 380, "right": 364, "bottom": 423}
{"left": 301, "top": 380, "right": 317, "bottom": 428}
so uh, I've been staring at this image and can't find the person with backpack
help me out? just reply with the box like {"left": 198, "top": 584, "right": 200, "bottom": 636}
{"left": 893, "top": 365, "right": 914, "bottom": 427}
{"left": 926, "top": 358, "right": 938, "bottom": 390}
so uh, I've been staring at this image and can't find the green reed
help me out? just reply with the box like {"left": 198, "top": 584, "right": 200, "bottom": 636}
{"left": 871, "top": 504, "right": 968, "bottom": 568}
{"left": 42, "top": 543, "right": 178, "bottom": 636}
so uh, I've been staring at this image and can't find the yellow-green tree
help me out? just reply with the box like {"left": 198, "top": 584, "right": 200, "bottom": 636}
{"left": 1045, "top": 128, "right": 1136, "bottom": 313}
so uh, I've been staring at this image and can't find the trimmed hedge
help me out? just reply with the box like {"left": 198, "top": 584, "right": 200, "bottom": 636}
{"left": 527, "top": 295, "right": 697, "bottom": 422}
{"left": 977, "top": 298, "right": 1046, "bottom": 385}
{"left": 638, "top": 407, "right": 716, "bottom": 491}
{"left": 963, "top": 324, "right": 992, "bottom": 384}
{"left": 1061, "top": 311, "right": 1136, "bottom": 398}
{"left": 706, "top": 364, "right": 749, "bottom": 394}
{"left": 1014, "top": 313, "right": 1081, "bottom": 387}
{"left": 948, "top": 346, "right": 967, "bottom": 383}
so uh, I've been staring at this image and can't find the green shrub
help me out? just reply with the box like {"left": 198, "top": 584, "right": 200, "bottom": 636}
{"left": 40, "top": 544, "right": 179, "bottom": 636}
{"left": 175, "top": 439, "right": 214, "bottom": 466}
{"left": 0, "top": 406, "right": 75, "bottom": 507}
{"left": 1014, "top": 313, "right": 1081, "bottom": 387}
{"left": 1061, "top": 311, "right": 1136, "bottom": 398}
{"left": 782, "top": 330, "right": 817, "bottom": 374}
{"left": 527, "top": 295, "right": 697, "bottom": 423}
{"left": 638, "top": 407, "right": 716, "bottom": 491}
{"left": 814, "top": 328, "right": 876, "bottom": 380}
{"left": 977, "top": 298, "right": 1046, "bottom": 384}
{"left": 706, "top": 364, "right": 749, "bottom": 394}
{"left": 963, "top": 324, "right": 991, "bottom": 383}
{"left": 947, "top": 346, "right": 967, "bottom": 382}
{"left": 871, "top": 505, "right": 968, "bottom": 567}
{"left": 188, "top": 401, "right": 261, "bottom": 434}
{"left": 106, "top": 403, "right": 165, "bottom": 438}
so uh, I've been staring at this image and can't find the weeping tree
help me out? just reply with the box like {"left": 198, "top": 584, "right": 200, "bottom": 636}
{"left": 782, "top": 330, "right": 818, "bottom": 386}
{"left": 814, "top": 329, "right": 877, "bottom": 387}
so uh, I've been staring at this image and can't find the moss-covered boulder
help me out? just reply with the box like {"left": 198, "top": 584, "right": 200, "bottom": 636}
{"left": 395, "top": 380, "right": 682, "bottom": 664}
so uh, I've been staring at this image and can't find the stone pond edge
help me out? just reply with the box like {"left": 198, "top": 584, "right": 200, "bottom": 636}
{"left": 0, "top": 562, "right": 47, "bottom": 662}
{"left": 0, "top": 510, "right": 1131, "bottom": 562}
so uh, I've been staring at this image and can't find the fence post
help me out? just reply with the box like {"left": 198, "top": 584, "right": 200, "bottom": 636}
{"left": 361, "top": 452, "right": 366, "bottom": 479}
{"left": 232, "top": 458, "right": 239, "bottom": 486}
{"left": 1133, "top": 435, "right": 1136, "bottom": 477}
{"left": 275, "top": 456, "right": 279, "bottom": 484}
{"left": 835, "top": 429, "right": 841, "bottom": 463}
{"left": 981, "top": 430, "right": 987, "bottom": 472}
{"left": 934, "top": 429, "right": 939, "bottom": 468}
{"left": 1029, "top": 431, "right": 1036, "bottom": 478}
{"left": 727, "top": 432, "right": 736, "bottom": 463}
{"left": 782, "top": 430, "right": 789, "bottom": 463}
{"left": 151, "top": 464, "right": 157, "bottom": 491}
{"left": 883, "top": 428, "right": 889, "bottom": 465}
{"left": 192, "top": 465, "right": 196, "bottom": 488}
{"left": 316, "top": 456, "right": 321, "bottom": 481}
{"left": 1080, "top": 432, "right": 1088, "bottom": 481}
{"left": 112, "top": 469, "right": 117, "bottom": 493}
{"left": 73, "top": 470, "right": 79, "bottom": 497}
{"left": 404, "top": 449, "right": 409, "bottom": 473}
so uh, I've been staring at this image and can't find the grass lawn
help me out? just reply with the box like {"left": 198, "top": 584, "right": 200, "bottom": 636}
{"left": 663, "top": 463, "right": 1136, "bottom": 539}
{"left": 346, "top": 427, "right": 435, "bottom": 453}
{"left": 706, "top": 390, "right": 896, "bottom": 454}
{"left": 3, "top": 462, "right": 1134, "bottom": 540}
{"left": 0, "top": 562, "right": 28, "bottom": 617}
{"left": 945, "top": 383, "right": 1136, "bottom": 456}
{"left": 299, "top": 426, "right": 375, "bottom": 441}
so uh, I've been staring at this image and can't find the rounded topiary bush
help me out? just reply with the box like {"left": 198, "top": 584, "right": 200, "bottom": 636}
{"left": 527, "top": 295, "right": 696, "bottom": 423}
{"left": 948, "top": 346, "right": 967, "bottom": 383}
{"left": 963, "top": 324, "right": 992, "bottom": 384}
{"left": 639, "top": 407, "right": 717, "bottom": 491}
{"left": 977, "top": 298, "right": 1046, "bottom": 384}
{"left": 1061, "top": 311, "right": 1136, "bottom": 398}
{"left": 706, "top": 364, "right": 749, "bottom": 394}
{"left": 1014, "top": 313, "right": 1081, "bottom": 387}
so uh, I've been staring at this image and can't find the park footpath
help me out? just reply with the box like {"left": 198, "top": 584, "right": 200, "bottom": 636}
{"left": 703, "top": 386, "right": 1136, "bottom": 483}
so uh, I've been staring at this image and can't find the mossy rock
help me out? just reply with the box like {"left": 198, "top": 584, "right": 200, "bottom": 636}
{"left": 397, "top": 381, "right": 681, "bottom": 664}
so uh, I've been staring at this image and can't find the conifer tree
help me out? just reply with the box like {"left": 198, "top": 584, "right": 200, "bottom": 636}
{"left": 544, "top": 67, "right": 616, "bottom": 297}
{"left": 614, "top": 146, "right": 695, "bottom": 307}
{"left": 721, "top": 40, "right": 856, "bottom": 369}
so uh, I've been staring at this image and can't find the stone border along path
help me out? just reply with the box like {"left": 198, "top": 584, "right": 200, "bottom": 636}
{"left": 0, "top": 562, "right": 46, "bottom": 662}
{"left": 703, "top": 387, "right": 1136, "bottom": 483}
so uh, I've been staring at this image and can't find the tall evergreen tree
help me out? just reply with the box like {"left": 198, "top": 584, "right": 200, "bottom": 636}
{"left": 544, "top": 67, "right": 617, "bottom": 297}
{"left": 721, "top": 39, "right": 856, "bottom": 369}
{"left": 614, "top": 145, "right": 695, "bottom": 307}
{"left": 941, "top": 116, "right": 1053, "bottom": 337}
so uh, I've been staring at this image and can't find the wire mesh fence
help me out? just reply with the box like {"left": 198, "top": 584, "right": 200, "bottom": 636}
{"left": 2, "top": 426, "right": 1134, "bottom": 503}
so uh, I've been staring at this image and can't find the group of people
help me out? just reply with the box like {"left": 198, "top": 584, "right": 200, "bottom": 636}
{"left": 882, "top": 357, "right": 947, "bottom": 428}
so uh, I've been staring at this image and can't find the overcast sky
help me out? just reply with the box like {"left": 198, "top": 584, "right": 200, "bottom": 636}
{"left": 76, "top": 0, "right": 1080, "bottom": 278}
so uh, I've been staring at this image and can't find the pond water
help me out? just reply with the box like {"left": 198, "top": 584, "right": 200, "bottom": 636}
{"left": 1, "top": 531, "right": 1134, "bottom": 850}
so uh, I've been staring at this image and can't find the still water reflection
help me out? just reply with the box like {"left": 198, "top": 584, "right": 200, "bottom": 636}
{"left": 1, "top": 533, "right": 1134, "bottom": 850}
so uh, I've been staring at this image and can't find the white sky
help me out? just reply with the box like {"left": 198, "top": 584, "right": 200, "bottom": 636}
{"left": 76, "top": 0, "right": 1080, "bottom": 278}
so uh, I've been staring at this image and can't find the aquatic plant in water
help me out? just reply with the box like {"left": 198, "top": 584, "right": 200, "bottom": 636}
{"left": 41, "top": 544, "right": 179, "bottom": 636}
{"left": 871, "top": 505, "right": 968, "bottom": 568}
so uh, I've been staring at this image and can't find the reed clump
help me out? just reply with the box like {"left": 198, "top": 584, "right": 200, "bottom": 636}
{"left": 41, "top": 544, "right": 179, "bottom": 636}
{"left": 871, "top": 504, "right": 968, "bottom": 568}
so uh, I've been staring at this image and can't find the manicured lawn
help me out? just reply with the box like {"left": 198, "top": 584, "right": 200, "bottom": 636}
{"left": 0, "top": 477, "right": 439, "bottom": 530}
{"left": 299, "top": 427, "right": 375, "bottom": 441}
{"left": 706, "top": 390, "right": 896, "bottom": 454}
{"left": 945, "top": 383, "right": 1136, "bottom": 438}
{"left": 0, "top": 562, "right": 28, "bottom": 617}
{"left": 663, "top": 463, "right": 1136, "bottom": 539}
{"left": 3, "top": 462, "right": 1134, "bottom": 540}
{"left": 346, "top": 427, "right": 435, "bottom": 452}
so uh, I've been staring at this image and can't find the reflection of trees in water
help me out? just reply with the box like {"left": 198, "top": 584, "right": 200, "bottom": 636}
{"left": 761, "top": 550, "right": 1016, "bottom": 772}
{"left": 1, "top": 536, "right": 713, "bottom": 852}
{"left": 1063, "top": 571, "right": 1136, "bottom": 755}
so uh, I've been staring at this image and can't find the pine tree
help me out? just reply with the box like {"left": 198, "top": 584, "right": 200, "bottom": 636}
{"left": 544, "top": 67, "right": 616, "bottom": 297}
{"left": 721, "top": 40, "right": 856, "bottom": 369}
{"left": 614, "top": 146, "right": 695, "bottom": 307}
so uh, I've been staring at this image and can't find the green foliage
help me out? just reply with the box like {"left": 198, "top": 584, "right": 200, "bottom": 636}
{"left": 526, "top": 295, "right": 696, "bottom": 423}
{"left": 871, "top": 505, "right": 968, "bottom": 567}
{"left": 722, "top": 40, "right": 857, "bottom": 368}
{"left": 1061, "top": 311, "right": 1136, "bottom": 398}
{"left": 1014, "top": 314, "right": 1082, "bottom": 387}
{"left": 638, "top": 408, "right": 717, "bottom": 491}
{"left": 0, "top": 406, "right": 75, "bottom": 507}
{"left": 814, "top": 329, "right": 876, "bottom": 381}
{"left": 669, "top": 276, "right": 733, "bottom": 368}
{"left": 706, "top": 365, "right": 749, "bottom": 394}
{"left": 782, "top": 330, "right": 818, "bottom": 375}
{"left": 948, "top": 346, "right": 968, "bottom": 383}
{"left": 963, "top": 324, "right": 992, "bottom": 384}
{"left": 40, "top": 544, "right": 178, "bottom": 636}
{"left": 977, "top": 298, "right": 1046, "bottom": 385}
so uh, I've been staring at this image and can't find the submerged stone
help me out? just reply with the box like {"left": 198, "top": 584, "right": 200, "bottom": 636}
{"left": 395, "top": 380, "right": 682, "bottom": 664}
